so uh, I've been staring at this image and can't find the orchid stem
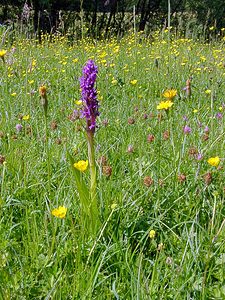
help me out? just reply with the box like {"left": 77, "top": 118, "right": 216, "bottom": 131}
{"left": 87, "top": 130, "right": 98, "bottom": 232}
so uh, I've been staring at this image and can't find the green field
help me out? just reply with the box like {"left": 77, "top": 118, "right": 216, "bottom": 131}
{"left": 1, "top": 29, "right": 225, "bottom": 299}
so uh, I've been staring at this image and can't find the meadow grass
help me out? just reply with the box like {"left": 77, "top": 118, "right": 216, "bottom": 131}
{"left": 0, "top": 29, "right": 225, "bottom": 299}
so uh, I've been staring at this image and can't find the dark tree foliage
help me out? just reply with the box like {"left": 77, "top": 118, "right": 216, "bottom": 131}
{"left": 187, "top": 0, "right": 225, "bottom": 28}
{"left": 0, "top": 0, "right": 224, "bottom": 37}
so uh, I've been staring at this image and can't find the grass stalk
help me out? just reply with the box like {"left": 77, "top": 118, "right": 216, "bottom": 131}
{"left": 1, "top": 162, "right": 6, "bottom": 198}
{"left": 44, "top": 111, "right": 51, "bottom": 195}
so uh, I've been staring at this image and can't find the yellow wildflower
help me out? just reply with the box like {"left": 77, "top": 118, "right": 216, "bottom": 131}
{"left": 0, "top": 49, "right": 7, "bottom": 58}
{"left": 11, "top": 93, "right": 17, "bottom": 97}
{"left": 111, "top": 78, "right": 118, "bottom": 85}
{"left": 75, "top": 100, "right": 82, "bottom": 105}
{"left": 73, "top": 160, "right": 88, "bottom": 172}
{"left": 130, "top": 79, "right": 137, "bottom": 85}
{"left": 22, "top": 115, "right": 30, "bottom": 121}
{"left": 149, "top": 229, "right": 156, "bottom": 239}
{"left": 193, "top": 109, "right": 198, "bottom": 113}
{"left": 51, "top": 206, "right": 67, "bottom": 219}
{"left": 157, "top": 100, "right": 173, "bottom": 110}
{"left": 162, "top": 89, "right": 177, "bottom": 100}
{"left": 207, "top": 156, "right": 220, "bottom": 167}
{"left": 205, "top": 89, "right": 211, "bottom": 95}
{"left": 200, "top": 56, "right": 206, "bottom": 62}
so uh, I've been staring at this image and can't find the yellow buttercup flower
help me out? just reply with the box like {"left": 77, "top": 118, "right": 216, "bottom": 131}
{"left": 75, "top": 100, "right": 82, "bottom": 105}
{"left": 149, "top": 229, "right": 156, "bottom": 239}
{"left": 207, "top": 156, "right": 220, "bottom": 167}
{"left": 51, "top": 206, "right": 67, "bottom": 219}
{"left": 0, "top": 49, "right": 7, "bottom": 58}
{"left": 157, "top": 100, "right": 173, "bottom": 110}
{"left": 73, "top": 160, "right": 88, "bottom": 172}
{"left": 162, "top": 89, "right": 177, "bottom": 100}
{"left": 111, "top": 78, "right": 118, "bottom": 85}
{"left": 22, "top": 114, "right": 30, "bottom": 121}
{"left": 130, "top": 79, "right": 137, "bottom": 85}
{"left": 205, "top": 89, "right": 211, "bottom": 95}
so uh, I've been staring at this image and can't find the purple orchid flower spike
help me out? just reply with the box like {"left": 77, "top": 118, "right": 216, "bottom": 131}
{"left": 79, "top": 60, "right": 99, "bottom": 133}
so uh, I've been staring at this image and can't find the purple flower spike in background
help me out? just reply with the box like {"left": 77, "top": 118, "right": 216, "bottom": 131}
{"left": 183, "top": 125, "right": 192, "bottom": 134}
{"left": 80, "top": 60, "right": 99, "bottom": 133}
{"left": 216, "top": 112, "right": 223, "bottom": 119}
